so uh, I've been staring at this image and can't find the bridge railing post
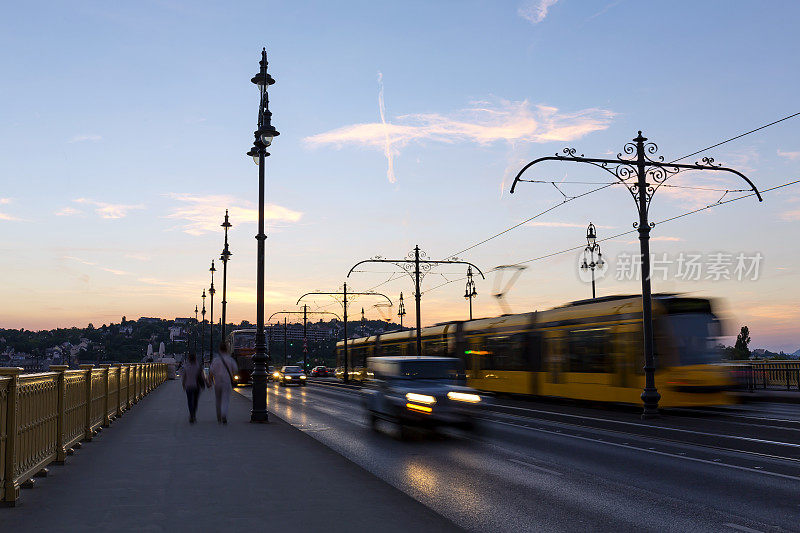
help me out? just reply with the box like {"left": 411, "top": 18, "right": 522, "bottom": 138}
{"left": 124, "top": 364, "right": 132, "bottom": 410}
{"left": 79, "top": 364, "right": 93, "bottom": 440}
{"left": 114, "top": 364, "right": 124, "bottom": 418}
{"left": 1, "top": 367, "right": 23, "bottom": 506}
{"left": 98, "top": 364, "right": 111, "bottom": 427}
{"left": 50, "top": 365, "right": 69, "bottom": 464}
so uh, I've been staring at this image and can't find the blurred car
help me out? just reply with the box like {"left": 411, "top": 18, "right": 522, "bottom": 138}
{"left": 310, "top": 366, "right": 329, "bottom": 377}
{"left": 267, "top": 365, "right": 276, "bottom": 382}
{"left": 334, "top": 367, "right": 345, "bottom": 381}
{"left": 276, "top": 365, "right": 307, "bottom": 386}
{"left": 362, "top": 356, "right": 484, "bottom": 436}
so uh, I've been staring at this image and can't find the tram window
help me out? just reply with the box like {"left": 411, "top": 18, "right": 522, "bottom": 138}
{"left": 380, "top": 343, "right": 403, "bottom": 357}
{"left": 483, "top": 333, "right": 529, "bottom": 371}
{"left": 423, "top": 338, "right": 448, "bottom": 357}
{"left": 567, "top": 328, "right": 611, "bottom": 373}
{"left": 664, "top": 313, "right": 722, "bottom": 366}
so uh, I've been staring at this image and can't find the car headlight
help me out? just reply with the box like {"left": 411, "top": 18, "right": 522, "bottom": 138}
{"left": 272, "top": 372, "right": 280, "bottom": 378}
{"left": 447, "top": 391, "right": 481, "bottom": 403}
{"left": 234, "top": 375, "right": 239, "bottom": 380}
{"left": 285, "top": 376, "right": 292, "bottom": 380}
{"left": 405, "top": 393, "right": 436, "bottom": 405}
{"left": 300, "top": 375, "right": 306, "bottom": 379}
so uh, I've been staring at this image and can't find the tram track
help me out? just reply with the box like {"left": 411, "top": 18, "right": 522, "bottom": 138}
{"left": 307, "top": 379, "right": 800, "bottom": 462}
{"left": 266, "top": 380, "right": 800, "bottom": 531}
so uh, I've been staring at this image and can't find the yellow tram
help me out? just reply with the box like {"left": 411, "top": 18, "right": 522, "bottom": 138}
{"left": 335, "top": 294, "right": 735, "bottom": 407}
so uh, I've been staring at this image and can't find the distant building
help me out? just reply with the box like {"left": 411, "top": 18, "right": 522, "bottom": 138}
{"left": 137, "top": 317, "right": 162, "bottom": 324}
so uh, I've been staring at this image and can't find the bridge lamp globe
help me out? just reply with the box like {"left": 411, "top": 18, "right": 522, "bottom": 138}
{"left": 246, "top": 146, "right": 260, "bottom": 165}
{"left": 586, "top": 223, "right": 597, "bottom": 250}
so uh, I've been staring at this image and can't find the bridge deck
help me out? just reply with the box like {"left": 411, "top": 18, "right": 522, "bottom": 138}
{"left": 2, "top": 379, "right": 460, "bottom": 532}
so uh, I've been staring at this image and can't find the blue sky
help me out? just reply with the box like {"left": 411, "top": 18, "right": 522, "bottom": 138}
{"left": 1, "top": 1, "right": 799, "bottom": 351}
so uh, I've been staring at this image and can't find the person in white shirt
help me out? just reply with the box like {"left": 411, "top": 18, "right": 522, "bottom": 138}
{"left": 209, "top": 342, "right": 238, "bottom": 424}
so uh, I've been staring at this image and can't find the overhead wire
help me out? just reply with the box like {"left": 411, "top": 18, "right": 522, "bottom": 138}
{"left": 421, "top": 178, "right": 800, "bottom": 295}
{"left": 338, "top": 112, "right": 800, "bottom": 303}
{"left": 442, "top": 111, "right": 800, "bottom": 262}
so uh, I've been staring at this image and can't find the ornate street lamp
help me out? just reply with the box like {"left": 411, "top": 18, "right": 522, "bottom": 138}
{"left": 209, "top": 260, "right": 216, "bottom": 363}
{"left": 220, "top": 210, "right": 232, "bottom": 342}
{"left": 201, "top": 290, "right": 207, "bottom": 361}
{"left": 580, "top": 222, "right": 605, "bottom": 299}
{"left": 397, "top": 292, "right": 406, "bottom": 330}
{"left": 348, "top": 245, "right": 484, "bottom": 358}
{"left": 510, "top": 131, "right": 761, "bottom": 418}
{"left": 464, "top": 266, "right": 478, "bottom": 320}
{"left": 248, "top": 48, "right": 280, "bottom": 423}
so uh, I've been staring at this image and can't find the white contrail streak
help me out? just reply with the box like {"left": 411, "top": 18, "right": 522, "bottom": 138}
{"left": 377, "top": 72, "right": 396, "bottom": 184}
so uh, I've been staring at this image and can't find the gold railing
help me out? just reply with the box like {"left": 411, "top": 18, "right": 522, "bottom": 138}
{"left": 0, "top": 363, "right": 167, "bottom": 505}
{"left": 726, "top": 361, "right": 800, "bottom": 392}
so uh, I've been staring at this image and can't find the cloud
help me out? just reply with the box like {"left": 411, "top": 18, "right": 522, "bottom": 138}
{"left": 777, "top": 149, "right": 800, "bottom": 161}
{"left": 55, "top": 206, "right": 84, "bottom": 216}
{"left": 165, "top": 193, "right": 303, "bottom": 236}
{"left": 74, "top": 198, "right": 144, "bottom": 219}
{"left": 518, "top": 0, "right": 559, "bottom": 24}
{"left": 0, "top": 198, "right": 21, "bottom": 221}
{"left": 306, "top": 98, "right": 614, "bottom": 183}
{"left": 656, "top": 170, "right": 745, "bottom": 208}
{"left": 64, "top": 256, "right": 129, "bottom": 276}
{"left": 64, "top": 256, "right": 97, "bottom": 266}
{"left": 780, "top": 209, "right": 800, "bottom": 222}
{"left": 125, "top": 253, "right": 151, "bottom": 261}
{"left": 68, "top": 134, "right": 102, "bottom": 143}
{"left": 101, "top": 267, "right": 130, "bottom": 276}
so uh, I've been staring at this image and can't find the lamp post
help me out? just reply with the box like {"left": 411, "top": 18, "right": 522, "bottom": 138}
{"left": 302, "top": 304, "right": 308, "bottom": 372}
{"left": 348, "top": 245, "right": 484, "bottom": 358}
{"left": 580, "top": 223, "right": 605, "bottom": 299}
{"left": 510, "top": 131, "right": 762, "bottom": 418}
{"left": 464, "top": 266, "right": 477, "bottom": 320}
{"left": 194, "top": 305, "right": 198, "bottom": 353}
{"left": 247, "top": 48, "right": 279, "bottom": 423}
{"left": 220, "top": 210, "right": 232, "bottom": 342}
{"left": 397, "top": 292, "right": 406, "bottom": 330}
{"left": 297, "top": 287, "right": 391, "bottom": 383}
{"left": 209, "top": 260, "right": 216, "bottom": 363}
{"left": 201, "top": 290, "right": 206, "bottom": 362}
{"left": 283, "top": 317, "right": 288, "bottom": 366}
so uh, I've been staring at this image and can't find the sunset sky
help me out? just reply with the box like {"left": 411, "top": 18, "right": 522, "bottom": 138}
{"left": 1, "top": 1, "right": 798, "bottom": 352}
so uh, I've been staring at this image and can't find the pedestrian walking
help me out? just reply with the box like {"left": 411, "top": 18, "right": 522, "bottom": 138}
{"left": 209, "top": 342, "right": 238, "bottom": 424}
{"left": 180, "top": 351, "right": 205, "bottom": 423}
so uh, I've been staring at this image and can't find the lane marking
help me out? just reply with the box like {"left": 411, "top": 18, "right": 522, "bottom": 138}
{"left": 508, "top": 458, "right": 563, "bottom": 476}
{"left": 724, "top": 523, "right": 764, "bottom": 533}
{"left": 481, "top": 418, "right": 800, "bottom": 482}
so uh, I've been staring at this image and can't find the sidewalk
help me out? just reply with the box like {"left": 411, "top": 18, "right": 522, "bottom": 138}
{"left": 1, "top": 379, "right": 461, "bottom": 532}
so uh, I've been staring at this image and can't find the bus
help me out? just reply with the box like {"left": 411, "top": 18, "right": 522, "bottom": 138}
{"left": 229, "top": 329, "right": 256, "bottom": 385}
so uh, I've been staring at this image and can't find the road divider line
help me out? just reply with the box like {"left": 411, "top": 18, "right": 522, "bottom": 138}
{"left": 724, "top": 523, "right": 764, "bottom": 533}
{"left": 508, "top": 458, "right": 563, "bottom": 476}
{"left": 482, "top": 418, "right": 800, "bottom": 482}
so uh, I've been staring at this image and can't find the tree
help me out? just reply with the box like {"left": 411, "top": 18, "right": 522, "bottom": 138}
{"left": 733, "top": 325, "right": 752, "bottom": 360}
